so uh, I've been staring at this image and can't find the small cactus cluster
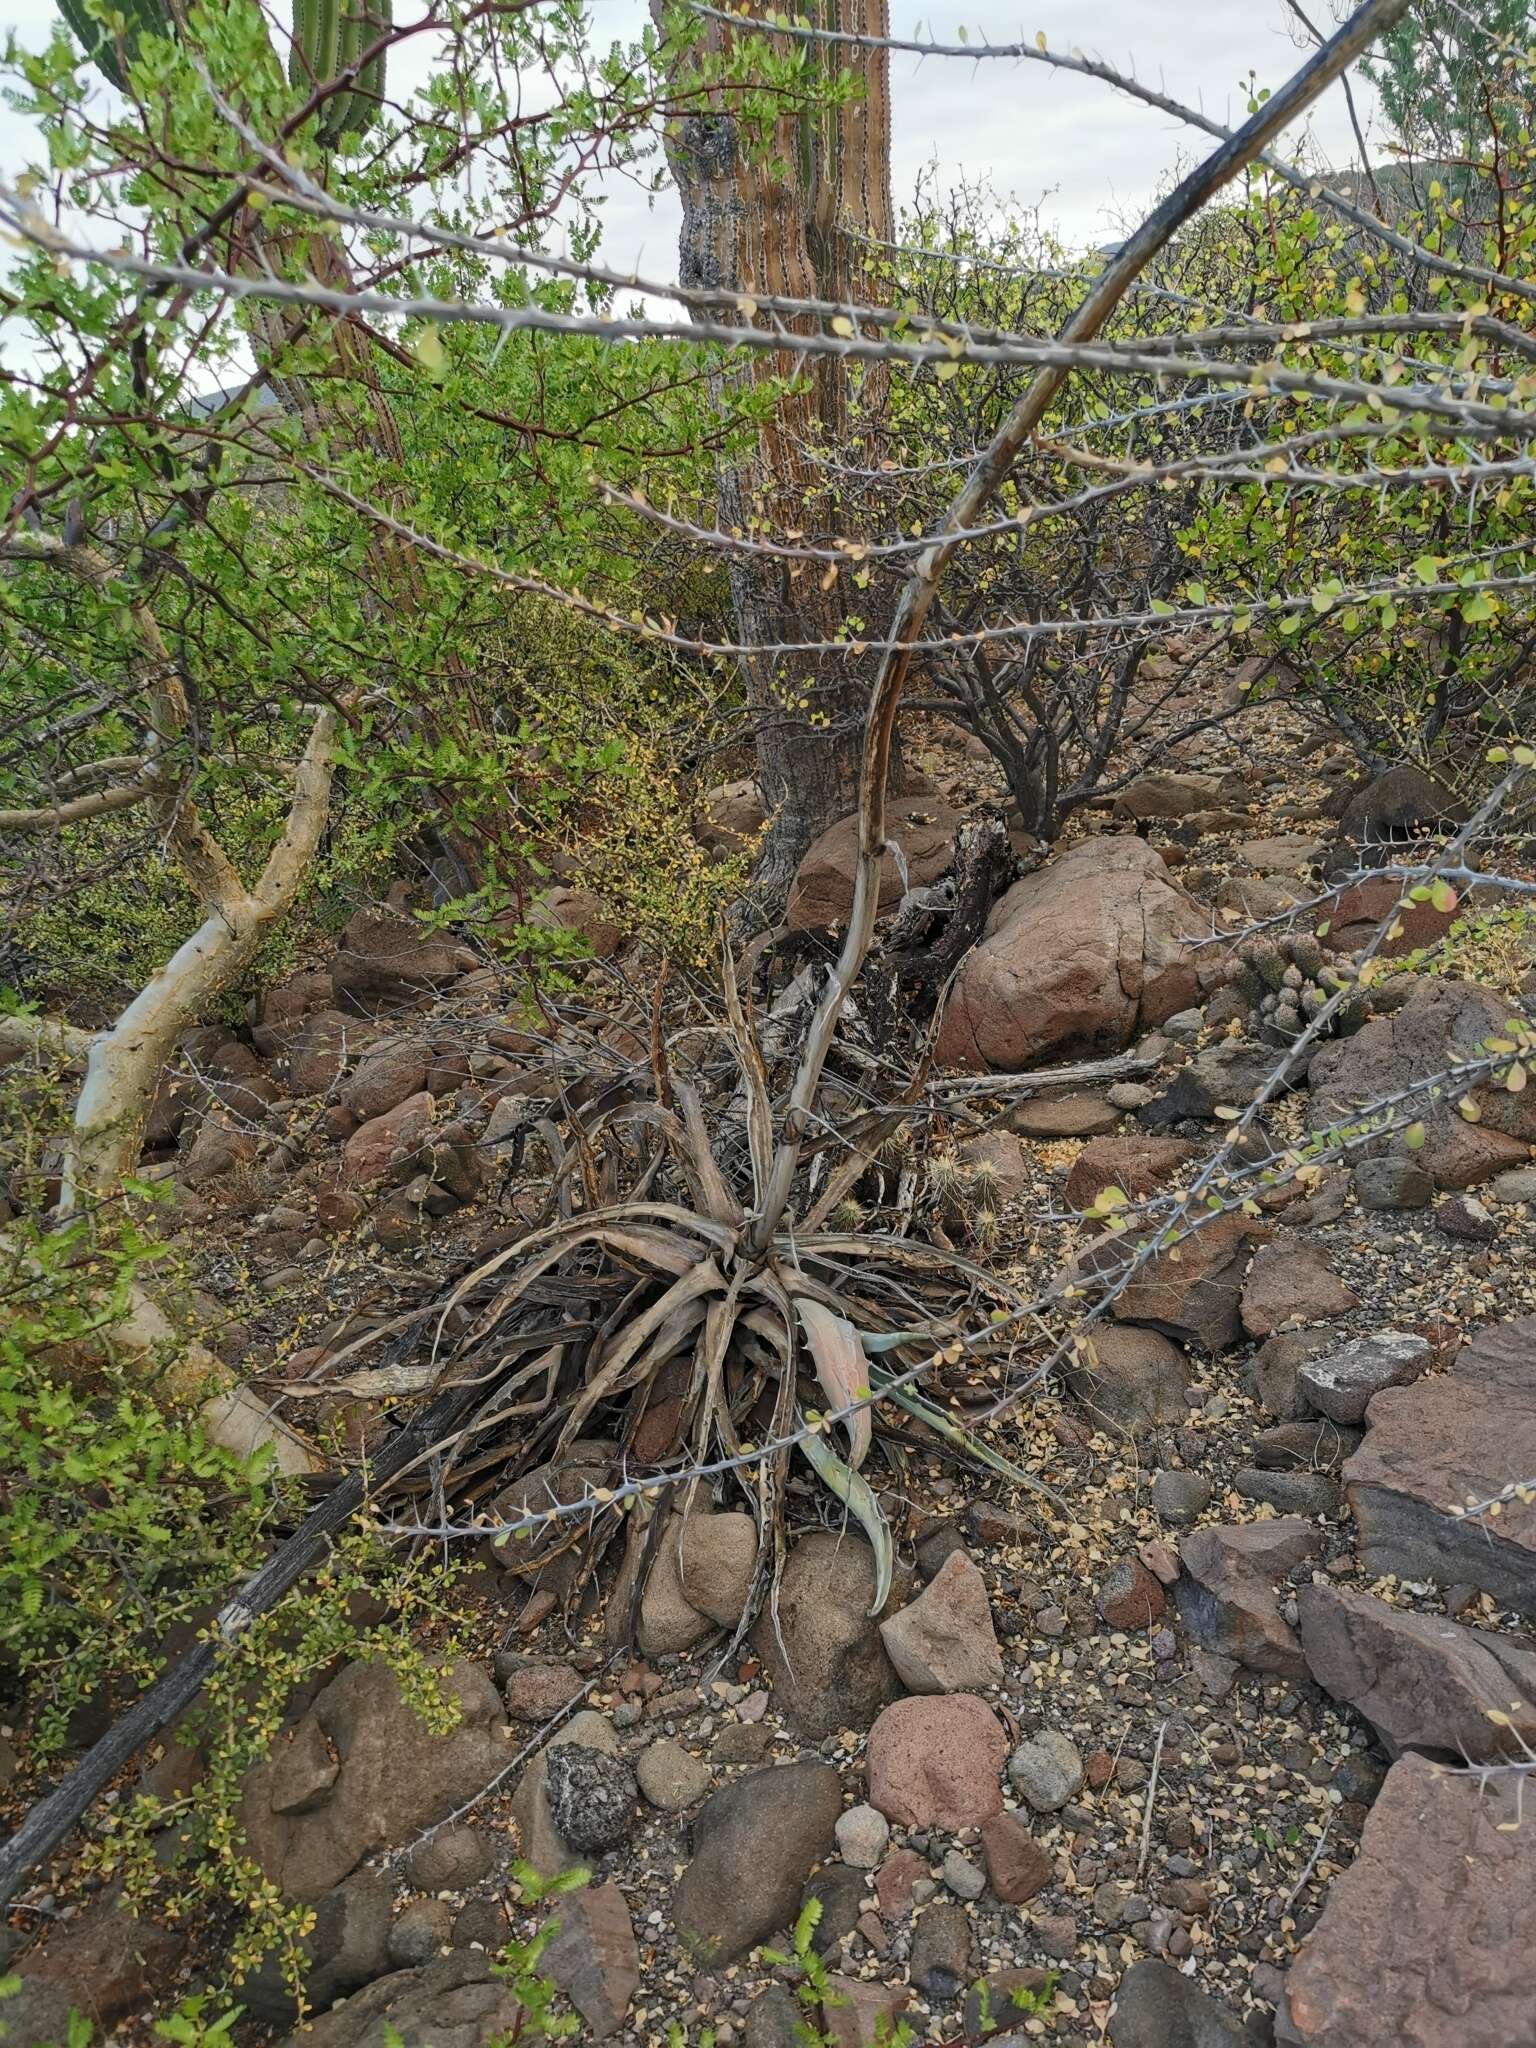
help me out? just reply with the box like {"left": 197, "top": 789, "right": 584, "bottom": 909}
{"left": 60, "top": 0, "right": 390, "bottom": 149}
{"left": 1232, "top": 933, "right": 1371, "bottom": 1044}
{"left": 926, "top": 1149, "right": 1000, "bottom": 1248}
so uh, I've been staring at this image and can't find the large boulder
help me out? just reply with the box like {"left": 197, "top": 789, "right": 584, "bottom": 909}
{"left": 936, "top": 838, "right": 1228, "bottom": 1071}
{"left": 750, "top": 1531, "right": 912, "bottom": 1737}
{"left": 787, "top": 796, "right": 962, "bottom": 931}
{"left": 242, "top": 1658, "right": 513, "bottom": 1901}
{"left": 1278, "top": 1753, "right": 1536, "bottom": 2048}
{"left": 1307, "top": 980, "right": 1536, "bottom": 1188}
{"left": 673, "top": 1764, "right": 842, "bottom": 1966}
{"left": 332, "top": 907, "right": 478, "bottom": 1016}
{"left": 1297, "top": 1582, "right": 1536, "bottom": 1762}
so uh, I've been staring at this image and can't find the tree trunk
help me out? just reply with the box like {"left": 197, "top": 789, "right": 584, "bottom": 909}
{"left": 659, "top": 0, "right": 895, "bottom": 892}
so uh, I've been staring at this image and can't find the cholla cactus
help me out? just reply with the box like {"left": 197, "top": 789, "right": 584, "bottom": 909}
{"left": 60, "top": 0, "right": 390, "bottom": 148}
{"left": 1234, "top": 933, "right": 1371, "bottom": 1044}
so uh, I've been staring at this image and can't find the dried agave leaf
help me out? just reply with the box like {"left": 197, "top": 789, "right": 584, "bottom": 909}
{"left": 795, "top": 1297, "right": 872, "bottom": 1469}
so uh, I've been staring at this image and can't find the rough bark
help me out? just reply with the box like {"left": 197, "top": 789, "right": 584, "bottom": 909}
{"left": 658, "top": 1, "right": 895, "bottom": 889}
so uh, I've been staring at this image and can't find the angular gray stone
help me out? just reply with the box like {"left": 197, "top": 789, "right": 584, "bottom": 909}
{"left": 909, "top": 1899, "right": 975, "bottom": 2000}
{"left": 275, "top": 1952, "right": 525, "bottom": 2048}
{"left": 1296, "top": 1331, "right": 1432, "bottom": 1424}
{"left": 1352, "top": 1156, "right": 1434, "bottom": 1211}
{"left": 1175, "top": 1520, "right": 1320, "bottom": 1679}
{"left": 1298, "top": 1582, "right": 1536, "bottom": 1762}
{"left": 540, "top": 1880, "right": 640, "bottom": 2039}
{"left": 878, "top": 1550, "right": 1003, "bottom": 1694}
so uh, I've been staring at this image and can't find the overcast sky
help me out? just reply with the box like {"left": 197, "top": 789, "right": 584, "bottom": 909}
{"left": 2, "top": 0, "right": 1385, "bottom": 287}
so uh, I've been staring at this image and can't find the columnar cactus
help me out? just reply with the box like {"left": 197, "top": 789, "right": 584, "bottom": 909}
{"left": 59, "top": 0, "right": 390, "bottom": 147}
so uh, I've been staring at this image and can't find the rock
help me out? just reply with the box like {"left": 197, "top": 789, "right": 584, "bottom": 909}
{"left": 1332, "top": 763, "right": 1465, "bottom": 857}
{"left": 873, "top": 1846, "right": 929, "bottom": 1920}
{"left": 526, "top": 886, "right": 622, "bottom": 961}
{"left": 1238, "top": 833, "right": 1325, "bottom": 872}
{"left": 1248, "top": 1329, "right": 1340, "bottom": 1420}
{"left": 510, "top": 1711, "right": 621, "bottom": 1878}
{"left": 179, "top": 1110, "right": 259, "bottom": 1185}
{"left": 1454, "top": 1314, "right": 1536, "bottom": 1389}
{"left": 1162, "top": 1006, "right": 1205, "bottom": 1045}
{"left": 1252, "top": 1419, "right": 1362, "bottom": 1470}
{"left": 453, "top": 1897, "right": 510, "bottom": 1951}
{"left": 1277, "top": 1753, "right": 1535, "bottom": 2048}
{"left": 788, "top": 796, "right": 962, "bottom": 931}
{"left": 341, "top": 1038, "right": 430, "bottom": 1122}
{"left": 1435, "top": 1191, "right": 1499, "bottom": 1241}
{"left": 1065, "top": 1134, "right": 1201, "bottom": 1212}
{"left": 242, "top": 1659, "right": 512, "bottom": 1902}
{"left": 608, "top": 1509, "right": 716, "bottom": 1658}
{"left": 1297, "top": 1583, "right": 1536, "bottom": 1762}
{"left": 744, "top": 1986, "right": 803, "bottom": 2048}
{"left": 1174, "top": 1521, "right": 1320, "bottom": 1679}
{"left": 1007, "top": 1729, "right": 1084, "bottom": 1813}
{"left": 340, "top": 1090, "right": 436, "bottom": 1189}
{"left": 964, "top": 1499, "right": 1037, "bottom": 1549}
{"left": 1008, "top": 1093, "right": 1120, "bottom": 1139}
{"left": 1109, "top": 1958, "right": 1249, "bottom": 2046}
{"left": 636, "top": 1739, "right": 712, "bottom": 1812}
{"left": 254, "top": 967, "right": 334, "bottom": 1057}
{"left": 1215, "top": 875, "right": 1299, "bottom": 920}
{"left": 941, "top": 1846, "right": 985, "bottom": 1900}
{"left": 800, "top": 1864, "right": 867, "bottom": 1953}
{"left": 1234, "top": 1468, "right": 1341, "bottom": 1516}
{"left": 274, "top": 1951, "right": 526, "bottom": 2048}
{"left": 267, "top": 1707, "right": 341, "bottom": 1816}
{"left": 1094, "top": 1212, "right": 1267, "bottom": 1354}
{"left": 387, "top": 1898, "right": 453, "bottom": 1970}
{"left": 1346, "top": 1375, "right": 1536, "bottom": 1616}
{"left": 963, "top": 1969, "right": 1054, "bottom": 2035}
{"left": 1141, "top": 1038, "right": 1286, "bottom": 1128}
{"left": 956, "top": 1129, "right": 1032, "bottom": 1202}
{"left": 821, "top": 1977, "right": 911, "bottom": 2048}
{"left": 697, "top": 777, "right": 766, "bottom": 858}
{"left": 1323, "top": 874, "right": 1464, "bottom": 956}
{"left": 11, "top": 1885, "right": 186, "bottom": 2032}
{"left": 1240, "top": 1245, "right": 1357, "bottom": 1339}
{"left": 711, "top": 1721, "right": 773, "bottom": 1765}
{"left": 1490, "top": 1164, "right": 1536, "bottom": 1205}
{"left": 332, "top": 907, "right": 477, "bottom": 1016}
{"left": 405, "top": 1822, "right": 494, "bottom": 1892}
{"left": 1353, "top": 1156, "right": 1434, "bottom": 1211}
{"left": 1108, "top": 1081, "right": 1155, "bottom": 1111}
{"left": 1151, "top": 1471, "right": 1212, "bottom": 1526}
{"left": 909, "top": 1899, "right": 976, "bottom": 2000}
{"left": 504, "top": 1663, "right": 587, "bottom": 1723}
{"left": 935, "top": 838, "right": 1227, "bottom": 1071}
{"left": 288, "top": 1008, "right": 382, "bottom": 1095}
{"left": 1066, "top": 1325, "right": 1192, "bottom": 1436}
{"left": 493, "top": 1440, "right": 617, "bottom": 1594}
{"left": 677, "top": 1510, "right": 760, "bottom": 1627}
{"left": 673, "top": 1763, "right": 842, "bottom": 1966}
{"left": 541, "top": 1880, "right": 640, "bottom": 2038}
{"left": 877, "top": 1551, "right": 1003, "bottom": 1693}
{"left": 1096, "top": 1556, "right": 1167, "bottom": 1629}
{"left": 835, "top": 1803, "right": 890, "bottom": 1870}
{"left": 866, "top": 1694, "right": 1008, "bottom": 1829}
{"left": 979, "top": 1813, "right": 1052, "bottom": 1903}
{"left": 1295, "top": 1331, "right": 1432, "bottom": 1425}
{"left": 544, "top": 1745, "right": 636, "bottom": 1854}
{"left": 750, "top": 1531, "right": 911, "bottom": 1737}
{"left": 1115, "top": 770, "right": 1245, "bottom": 820}
{"left": 1308, "top": 981, "right": 1536, "bottom": 1188}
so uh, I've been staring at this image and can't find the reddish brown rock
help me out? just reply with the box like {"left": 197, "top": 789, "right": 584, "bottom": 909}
{"left": 253, "top": 967, "right": 334, "bottom": 1057}
{"left": 179, "top": 1111, "right": 259, "bottom": 1186}
{"left": 1008, "top": 1092, "right": 1120, "bottom": 1139}
{"left": 865, "top": 1694, "right": 1008, "bottom": 1830}
{"left": 340, "top": 1036, "right": 430, "bottom": 1122}
{"left": 1308, "top": 980, "right": 1536, "bottom": 1189}
{"left": 874, "top": 1846, "right": 930, "bottom": 1920}
{"left": 1065, "top": 1134, "right": 1201, "bottom": 1213}
{"left": 821, "top": 1976, "right": 910, "bottom": 2048}
{"left": 1239, "top": 1244, "right": 1358, "bottom": 1340}
{"left": 1174, "top": 1520, "right": 1320, "bottom": 1678}
{"left": 287, "top": 1008, "right": 382, "bottom": 1095}
{"left": 1345, "top": 1375, "right": 1536, "bottom": 1617}
{"left": 332, "top": 906, "right": 478, "bottom": 1015}
{"left": 526, "top": 886, "right": 623, "bottom": 961}
{"left": 1297, "top": 1583, "right": 1536, "bottom": 1762}
{"left": 13, "top": 1885, "right": 185, "bottom": 2030}
{"left": 787, "top": 796, "right": 962, "bottom": 931}
{"left": 979, "top": 1813, "right": 1052, "bottom": 1904}
{"left": 936, "top": 837, "right": 1227, "bottom": 1071}
{"left": 1092, "top": 1211, "right": 1268, "bottom": 1353}
{"left": 1096, "top": 1555, "right": 1166, "bottom": 1630}
{"left": 1278, "top": 1753, "right": 1536, "bottom": 2048}
{"left": 1452, "top": 1313, "right": 1536, "bottom": 1389}
{"left": 340, "top": 1090, "right": 435, "bottom": 1188}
